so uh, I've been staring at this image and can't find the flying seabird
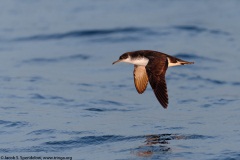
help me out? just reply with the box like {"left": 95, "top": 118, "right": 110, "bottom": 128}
{"left": 112, "top": 50, "right": 194, "bottom": 108}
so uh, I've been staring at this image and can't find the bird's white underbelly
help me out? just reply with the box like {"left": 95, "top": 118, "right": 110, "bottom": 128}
{"left": 122, "top": 57, "right": 149, "bottom": 66}
{"left": 132, "top": 58, "right": 149, "bottom": 66}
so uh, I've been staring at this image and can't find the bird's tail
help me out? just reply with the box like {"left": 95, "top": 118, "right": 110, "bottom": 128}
{"left": 167, "top": 56, "right": 194, "bottom": 67}
{"left": 178, "top": 59, "right": 194, "bottom": 65}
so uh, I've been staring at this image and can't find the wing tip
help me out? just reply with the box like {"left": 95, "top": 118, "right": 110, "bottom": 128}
{"left": 162, "top": 105, "right": 168, "bottom": 109}
{"left": 160, "top": 101, "right": 168, "bottom": 109}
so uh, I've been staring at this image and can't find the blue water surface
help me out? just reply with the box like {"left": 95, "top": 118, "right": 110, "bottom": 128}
{"left": 0, "top": 1, "right": 240, "bottom": 160}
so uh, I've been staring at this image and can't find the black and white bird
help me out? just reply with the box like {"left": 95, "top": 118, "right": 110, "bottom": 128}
{"left": 112, "top": 50, "right": 194, "bottom": 109}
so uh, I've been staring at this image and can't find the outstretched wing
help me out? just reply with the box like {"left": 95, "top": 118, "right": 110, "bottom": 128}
{"left": 145, "top": 56, "right": 168, "bottom": 108}
{"left": 133, "top": 65, "right": 148, "bottom": 94}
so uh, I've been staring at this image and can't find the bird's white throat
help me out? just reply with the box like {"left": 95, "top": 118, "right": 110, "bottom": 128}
{"left": 121, "top": 57, "right": 149, "bottom": 66}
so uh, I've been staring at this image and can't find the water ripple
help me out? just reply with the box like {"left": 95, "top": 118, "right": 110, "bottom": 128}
{"left": 85, "top": 99, "right": 131, "bottom": 112}
{"left": 85, "top": 108, "right": 130, "bottom": 112}
{"left": 0, "top": 120, "right": 29, "bottom": 128}
{"left": 44, "top": 135, "right": 141, "bottom": 149}
{"left": 27, "top": 76, "right": 47, "bottom": 83}
{"left": 188, "top": 75, "right": 227, "bottom": 85}
{"left": 22, "top": 54, "right": 90, "bottom": 64}
{"left": 232, "top": 82, "right": 240, "bottom": 86}
{"left": 144, "top": 134, "right": 213, "bottom": 142}
{"left": 90, "top": 99, "right": 124, "bottom": 106}
{"left": 14, "top": 27, "right": 154, "bottom": 41}
{"left": 173, "top": 25, "right": 230, "bottom": 35}
{"left": 219, "top": 151, "right": 240, "bottom": 160}
{"left": 30, "top": 93, "right": 74, "bottom": 103}
{"left": 27, "top": 129, "right": 91, "bottom": 137}
{"left": 27, "top": 129, "right": 57, "bottom": 135}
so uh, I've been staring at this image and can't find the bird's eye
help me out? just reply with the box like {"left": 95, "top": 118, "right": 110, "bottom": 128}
{"left": 120, "top": 55, "right": 126, "bottom": 59}
{"left": 120, "top": 54, "right": 128, "bottom": 60}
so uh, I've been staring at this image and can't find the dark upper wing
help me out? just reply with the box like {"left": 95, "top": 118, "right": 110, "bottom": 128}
{"left": 133, "top": 65, "right": 148, "bottom": 94}
{"left": 145, "top": 56, "right": 168, "bottom": 108}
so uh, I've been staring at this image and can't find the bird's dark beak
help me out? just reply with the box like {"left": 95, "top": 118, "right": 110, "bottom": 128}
{"left": 112, "top": 59, "right": 121, "bottom": 65}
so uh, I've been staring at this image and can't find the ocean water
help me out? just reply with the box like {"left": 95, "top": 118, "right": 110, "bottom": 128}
{"left": 0, "top": 1, "right": 240, "bottom": 160}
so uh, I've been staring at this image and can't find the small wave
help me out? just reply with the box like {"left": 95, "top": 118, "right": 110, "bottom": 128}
{"left": 232, "top": 82, "right": 240, "bottom": 86}
{"left": 30, "top": 93, "right": 74, "bottom": 102}
{"left": 178, "top": 99, "right": 197, "bottom": 104}
{"left": 27, "top": 129, "right": 91, "bottom": 137}
{"left": 0, "top": 146, "right": 56, "bottom": 153}
{"left": 0, "top": 76, "right": 12, "bottom": 82}
{"left": 163, "top": 126, "right": 186, "bottom": 130}
{"left": 30, "top": 93, "right": 46, "bottom": 100}
{"left": 29, "top": 93, "right": 75, "bottom": 107}
{"left": 76, "top": 83, "right": 94, "bottom": 87}
{"left": 0, "top": 135, "right": 141, "bottom": 153}
{"left": 188, "top": 75, "right": 227, "bottom": 85}
{"left": 27, "top": 76, "right": 47, "bottom": 83}
{"left": 144, "top": 134, "right": 212, "bottom": 142}
{"left": 0, "top": 120, "right": 29, "bottom": 128}
{"left": 14, "top": 27, "right": 154, "bottom": 41}
{"left": 0, "top": 106, "right": 16, "bottom": 110}
{"left": 85, "top": 108, "right": 107, "bottom": 112}
{"left": 44, "top": 135, "right": 141, "bottom": 149}
{"left": 218, "top": 150, "right": 240, "bottom": 160}
{"left": 90, "top": 36, "right": 142, "bottom": 43}
{"left": 174, "top": 25, "right": 207, "bottom": 33}
{"left": 173, "top": 25, "right": 230, "bottom": 35}
{"left": 85, "top": 107, "right": 130, "bottom": 112}
{"left": 27, "top": 129, "right": 57, "bottom": 135}
{"left": 212, "top": 98, "right": 237, "bottom": 106}
{"left": 90, "top": 99, "right": 124, "bottom": 106}
{"left": 22, "top": 54, "right": 90, "bottom": 64}
{"left": 85, "top": 99, "right": 134, "bottom": 112}
{"left": 201, "top": 98, "right": 238, "bottom": 108}
{"left": 60, "top": 131, "right": 91, "bottom": 135}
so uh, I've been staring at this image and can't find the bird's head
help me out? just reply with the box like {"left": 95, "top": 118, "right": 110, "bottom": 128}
{"left": 112, "top": 53, "right": 130, "bottom": 65}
